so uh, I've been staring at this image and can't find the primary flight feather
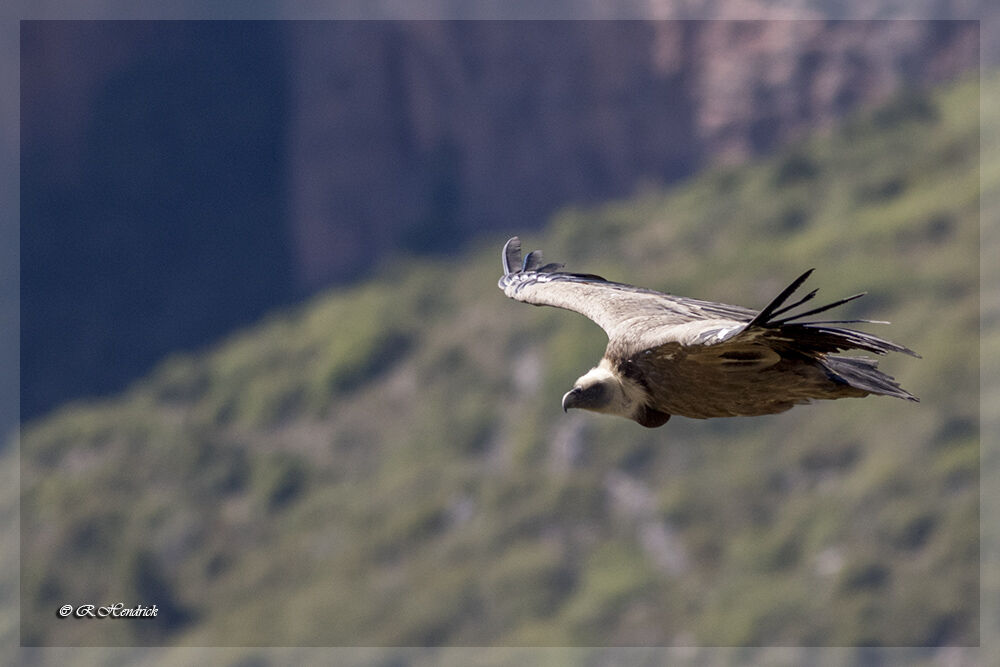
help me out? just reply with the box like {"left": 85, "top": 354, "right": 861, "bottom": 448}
{"left": 498, "top": 237, "right": 919, "bottom": 427}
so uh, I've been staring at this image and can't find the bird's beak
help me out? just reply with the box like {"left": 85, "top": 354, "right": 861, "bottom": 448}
{"left": 562, "top": 387, "right": 582, "bottom": 412}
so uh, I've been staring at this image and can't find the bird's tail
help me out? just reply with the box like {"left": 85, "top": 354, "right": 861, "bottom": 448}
{"left": 822, "top": 356, "right": 918, "bottom": 402}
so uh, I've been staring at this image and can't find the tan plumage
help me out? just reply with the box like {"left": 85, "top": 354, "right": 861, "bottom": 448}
{"left": 498, "top": 237, "right": 919, "bottom": 427}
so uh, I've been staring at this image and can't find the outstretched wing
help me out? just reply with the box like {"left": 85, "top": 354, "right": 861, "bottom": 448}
{"left": 499, "top": 235, "right": 919, "bottom": 364}
{"left": 680, "top": 267, "right": 920, "bottom": 359}
{"left": 498, "top": 237, "right": 754, "bottom": 340}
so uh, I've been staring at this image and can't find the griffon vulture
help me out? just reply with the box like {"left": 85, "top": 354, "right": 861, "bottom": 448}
{"left": 499, "top": 237, "right": 918, "bottom": 427}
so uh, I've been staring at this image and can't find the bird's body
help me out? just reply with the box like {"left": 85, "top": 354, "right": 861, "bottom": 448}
{"left": 498, "top": 237, "right": 918, "bottom": 427}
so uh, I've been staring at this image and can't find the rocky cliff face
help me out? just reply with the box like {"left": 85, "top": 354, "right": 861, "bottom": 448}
{"left": 20, "top": 18, "right": 980, "bottom": 420}
{"left": 285, "top": 19, "right": 979, "bottom": 286}
{"left": 21, "top": 22, "right": 293, "bottom": 421}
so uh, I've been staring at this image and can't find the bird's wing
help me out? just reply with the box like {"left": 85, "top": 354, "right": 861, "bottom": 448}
{"left": 498, "top": 237, "right": 754, "bottom": 339}
{"left": 499, "top": 237, "right": 919, "bottom": 362}
{"left": 635, "top": 268, "right": 920, "bottom": 364}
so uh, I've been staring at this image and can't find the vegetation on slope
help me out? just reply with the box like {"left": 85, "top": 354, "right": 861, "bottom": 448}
{"left": 17, "top": 76, "right": 985, "bottom": 650}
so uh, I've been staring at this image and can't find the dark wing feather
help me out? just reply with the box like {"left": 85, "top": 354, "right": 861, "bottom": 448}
{"left": 499, "top": 237, "right": 754, "bottom": 339}
{"left": 746, "top": 269, "right": 816, "bottom": 328}
{"left": 682, "top": 270, "right": 919, "bottom": 360}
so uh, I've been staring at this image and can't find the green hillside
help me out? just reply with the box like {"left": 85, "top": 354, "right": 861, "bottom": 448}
{"left": 15, "top": 75, "right": 988, "bottom": 654}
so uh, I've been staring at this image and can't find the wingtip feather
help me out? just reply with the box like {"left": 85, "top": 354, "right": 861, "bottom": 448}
{"left": 523, "top": 250, "right": 545, "bottom": 272}
{"left": 748, "top": 268, "right": 816, "bottom": 327}
{"left": 502, "top": 237, "right": 522, "bottom": 275}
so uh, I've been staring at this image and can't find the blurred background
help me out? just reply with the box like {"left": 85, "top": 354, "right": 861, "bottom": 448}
{"left": 10, "top": 13, "right": 995, "bottom": 663}
{"left": 19, "top": 19, "right": 981, "bottom": 423}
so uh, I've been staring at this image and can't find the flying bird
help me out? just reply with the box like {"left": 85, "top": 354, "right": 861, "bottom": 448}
{"left": 498, "top": 237, "right": 918, "bottom": 427}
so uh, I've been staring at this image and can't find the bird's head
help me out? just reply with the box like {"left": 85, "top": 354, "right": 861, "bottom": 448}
{"left": 563, "top": 364, "right": 624, "bottom": 415}
{"left": 562, "top": 361, "right": 670, "bottom": 428}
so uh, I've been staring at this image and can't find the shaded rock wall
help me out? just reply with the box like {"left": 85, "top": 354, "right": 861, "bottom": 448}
{"left": 286, "top": 20, "right": 979, "bottom": 285}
